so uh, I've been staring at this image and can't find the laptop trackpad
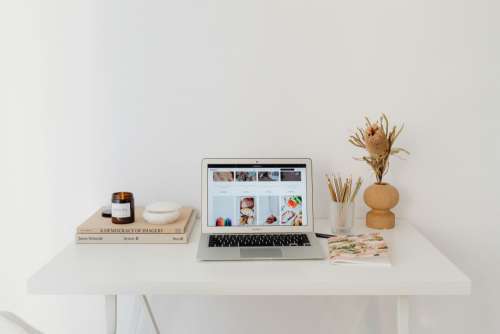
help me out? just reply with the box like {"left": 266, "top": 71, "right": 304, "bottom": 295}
{"left": 240, "top": 248, "right": 283, "bottom": 258}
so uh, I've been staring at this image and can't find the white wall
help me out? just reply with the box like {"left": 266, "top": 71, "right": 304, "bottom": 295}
{"left": 1, "top": 0, "right": 498, "bottom": 333}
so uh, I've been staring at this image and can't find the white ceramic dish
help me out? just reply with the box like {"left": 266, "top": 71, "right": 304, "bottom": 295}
{"left": 143, "top": 210, "right": 180, "bottom": 224}
{"left": 143, "top": 201, "right": 182, "bottom": 225}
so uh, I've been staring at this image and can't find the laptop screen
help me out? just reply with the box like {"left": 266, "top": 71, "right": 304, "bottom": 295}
{"left": 207, "top": 163, "right": 308, "bottom": 228}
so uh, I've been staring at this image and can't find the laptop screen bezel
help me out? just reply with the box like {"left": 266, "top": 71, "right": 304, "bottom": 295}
{"left": 201, "top": 158, "right": 314, "bottom": 234}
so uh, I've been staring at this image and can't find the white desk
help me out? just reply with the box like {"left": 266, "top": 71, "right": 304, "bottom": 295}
{"left": 28, "top": 219, "right": 470, "bottom": 334}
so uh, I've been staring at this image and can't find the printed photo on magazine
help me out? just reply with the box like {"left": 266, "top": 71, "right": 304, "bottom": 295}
{"left": 327, "top": 233, "right": 391, "bottom": 266}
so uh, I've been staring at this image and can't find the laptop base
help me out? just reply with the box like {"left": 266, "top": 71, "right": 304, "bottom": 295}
{"left": 197, "top": 233, "right": 324, "bottom": 261}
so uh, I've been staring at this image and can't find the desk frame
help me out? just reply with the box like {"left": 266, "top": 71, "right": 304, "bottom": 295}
{"left": 103, "top": 294, "right": 410, "bottom": 334}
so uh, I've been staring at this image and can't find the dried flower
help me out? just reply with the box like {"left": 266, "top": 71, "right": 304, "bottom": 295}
{"left": 364, "top": 124, "right": 388, "bottom": 157}
{"left": 349, "top": 114, "right": 409, "bottom": 184}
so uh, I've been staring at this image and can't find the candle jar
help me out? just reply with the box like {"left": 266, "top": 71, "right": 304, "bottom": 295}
{"left": 111, "top": 192, "right": 135, "bottom": 224}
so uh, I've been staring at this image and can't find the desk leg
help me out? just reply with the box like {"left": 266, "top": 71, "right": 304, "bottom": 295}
{"left": 397, "top": 296, "right": 409, "bottom": 334}
{"left": 141, "top": 295, "right": 161, "bottom": 334}
{"left": 105, "top": 295, "right": 117, "bottom": 334}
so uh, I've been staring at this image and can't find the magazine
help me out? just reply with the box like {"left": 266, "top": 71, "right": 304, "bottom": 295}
{"left": 328, "top": 233, "right": 391, "bottom": 266}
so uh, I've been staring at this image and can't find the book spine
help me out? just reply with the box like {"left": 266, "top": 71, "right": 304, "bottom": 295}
{"left": 77, "top": 226, "right": 185, "bottom": 234}
{"left": 75, "top": 233, "right": 188, "bottom": 244}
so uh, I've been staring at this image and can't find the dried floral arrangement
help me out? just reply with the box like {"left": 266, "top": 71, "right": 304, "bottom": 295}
{"left": 349, "top": 114, "right": 409, "bottom": 184}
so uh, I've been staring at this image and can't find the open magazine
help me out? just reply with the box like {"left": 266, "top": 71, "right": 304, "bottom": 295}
{"left": 328, "top": 233, "right": 391, "bottom": 266}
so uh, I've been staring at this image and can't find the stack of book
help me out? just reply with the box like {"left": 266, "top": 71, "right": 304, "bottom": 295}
{"left": 76, "top": 207, "right": 196, "bottom": 244}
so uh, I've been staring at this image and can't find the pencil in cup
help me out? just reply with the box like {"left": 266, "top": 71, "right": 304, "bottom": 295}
{"left": 326, "top": 174, "right": 362, "bottom": 204}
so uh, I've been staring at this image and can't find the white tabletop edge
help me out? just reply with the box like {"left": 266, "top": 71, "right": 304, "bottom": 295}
{"left": 27, "top": 218, "right": 471, "bottom": 296}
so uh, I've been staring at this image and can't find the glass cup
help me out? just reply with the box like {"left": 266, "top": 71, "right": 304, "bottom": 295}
{"left": 329, "top": 201, "right": 355, "bottom": 234}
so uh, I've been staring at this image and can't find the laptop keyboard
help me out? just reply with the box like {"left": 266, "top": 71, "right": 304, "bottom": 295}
{"left": 208, "top": 234, "right": 311, "bottom": 248}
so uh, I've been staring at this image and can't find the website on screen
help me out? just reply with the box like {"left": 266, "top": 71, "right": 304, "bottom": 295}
{"left": 207, "top": 164, "right": 308, "bottom": 227}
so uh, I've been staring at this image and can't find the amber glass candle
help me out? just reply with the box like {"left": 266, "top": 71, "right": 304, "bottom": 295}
{"left": 111, "top": 192, "right": 135, "bottom": 224}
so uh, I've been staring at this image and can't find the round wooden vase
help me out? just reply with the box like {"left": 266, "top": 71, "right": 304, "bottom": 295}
{"left": 363, "top": 183, "right": 399, "bottom": 229}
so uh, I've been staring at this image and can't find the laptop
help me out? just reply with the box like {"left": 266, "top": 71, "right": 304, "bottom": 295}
{"left": 197, "top": 158, "right": 324, "bottom": 260}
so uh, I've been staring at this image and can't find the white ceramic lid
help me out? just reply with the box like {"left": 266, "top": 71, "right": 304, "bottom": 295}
{"left": 145, "top": 201, "right": 182, "bottom": 214}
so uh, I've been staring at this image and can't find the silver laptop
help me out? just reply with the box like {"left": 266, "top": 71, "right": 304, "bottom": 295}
{"left": 197, "top": 158, "right": 324, "bottom": 261}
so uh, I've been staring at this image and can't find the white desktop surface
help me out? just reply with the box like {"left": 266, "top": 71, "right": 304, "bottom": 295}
{"left": 28, "top": 219, "right": 470, "bottom": 296}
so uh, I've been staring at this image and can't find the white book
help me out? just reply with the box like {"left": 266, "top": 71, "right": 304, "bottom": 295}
{"left": 328, "top": 233, "right": 391, "bottom": 267}
{"left": 76, "top": 211, "right": 196, "bottom": 244}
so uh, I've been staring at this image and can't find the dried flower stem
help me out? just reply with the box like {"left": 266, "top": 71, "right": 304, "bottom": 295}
{"left": 349, "top": 114, "right": 408, "bottom": 184}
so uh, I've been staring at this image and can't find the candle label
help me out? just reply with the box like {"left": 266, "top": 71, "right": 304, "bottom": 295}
{"left": 111, "top": 202, "right": 131, "bottom": 218}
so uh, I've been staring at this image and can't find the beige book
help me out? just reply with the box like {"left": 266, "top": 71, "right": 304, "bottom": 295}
{"left": 77, "top": 207, "right": 193, "bottom": 234}
{"left": 76, "top": 210, "right": 197, "bottom": 244}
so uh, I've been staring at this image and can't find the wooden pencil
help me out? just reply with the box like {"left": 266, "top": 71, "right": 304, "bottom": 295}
{"left": 325, "top": 175, "right": 338, "bottom": 202}
{"left": 350, "top": 177, "right": 362, "bottom": 203}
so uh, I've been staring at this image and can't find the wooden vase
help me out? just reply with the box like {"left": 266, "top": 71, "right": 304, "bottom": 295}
{"left": 363, "top": 183, "right": 399, "bottom": 229}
